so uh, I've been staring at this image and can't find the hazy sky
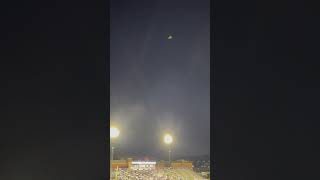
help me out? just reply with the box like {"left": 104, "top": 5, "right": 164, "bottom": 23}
{"left": 110, "top": 0, "right": 210, "bottom": 158}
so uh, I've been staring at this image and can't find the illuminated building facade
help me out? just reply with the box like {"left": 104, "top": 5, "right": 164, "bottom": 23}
{"left": 111, "top": 158, "right": 156, "bottom": 170}
{"left": 111, "top": 158, "right": 193, "bottom": 170}
{"left": 171, "top": 160, "right": 193, "bottom": 169}
{"left": 131, "top": 161, "right": 156, "bottom": 170}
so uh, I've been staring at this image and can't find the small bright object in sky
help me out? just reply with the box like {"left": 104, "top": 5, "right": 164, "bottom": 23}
{"left": 167, "top": 35, "right": 173, "bottom": 40}
{"left": 164, "top": 134, "right": 173, "bottom": 144}
{"left": 110, "top": 127, "right": 120, "bottom": 138}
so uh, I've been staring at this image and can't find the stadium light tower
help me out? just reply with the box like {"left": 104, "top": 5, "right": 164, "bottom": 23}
{"left": 110, "top": 126, "right": 120, "bottom": 162}
{"left": 164, "top": 133, "right": 173, "bottom": 164}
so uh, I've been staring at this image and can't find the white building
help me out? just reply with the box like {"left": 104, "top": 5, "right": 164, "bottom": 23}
{"left": 131, "top": 161, "right": 156, "bottom": 170}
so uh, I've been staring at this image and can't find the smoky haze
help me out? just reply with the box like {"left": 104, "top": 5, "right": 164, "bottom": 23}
{"left": 110, "top": 0, "right": 210, "bottom": 159}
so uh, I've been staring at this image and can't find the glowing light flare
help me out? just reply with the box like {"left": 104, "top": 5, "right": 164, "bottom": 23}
{"left": 110, "top": 127, "right": 120, "bottom": 138}
{"left": 164, "top": 134, "right": 173, "bottom": 145}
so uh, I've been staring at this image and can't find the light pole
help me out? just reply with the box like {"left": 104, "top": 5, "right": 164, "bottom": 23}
{"left": 110, "top": 127, "right": 120, "bottom": 178}
{"left": 168, "top": 149, "right": 171, "bottom": 164}
{"left": 164, "top": 134, "right": 173, "bottom": 165}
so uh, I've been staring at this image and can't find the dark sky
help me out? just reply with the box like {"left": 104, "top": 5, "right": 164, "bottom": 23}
{"left": 110, "top": 0, "right": 210, "bottom": 158}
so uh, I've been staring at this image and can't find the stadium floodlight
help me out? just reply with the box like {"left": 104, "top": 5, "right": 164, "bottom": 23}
{"left": 164, "top": 134, "right": 173, "bottom": 145}
{"left": 110, "top": 126, "right": 120, "bottom": 173}
{"left": 163, "top": 133, "right": 173, "bottom": 164}
{"left": 110, "top": 127, "right": 120, "bottom": 139}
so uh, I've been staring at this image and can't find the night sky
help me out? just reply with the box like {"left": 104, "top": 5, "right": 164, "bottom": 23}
{"left": 110, "top": 0, "right": 210, "bottom": 158}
